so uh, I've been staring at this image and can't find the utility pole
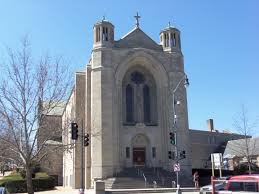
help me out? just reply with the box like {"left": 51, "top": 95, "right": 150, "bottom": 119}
{"left": 171, "top": 74, "right": 189, "bottom": 188}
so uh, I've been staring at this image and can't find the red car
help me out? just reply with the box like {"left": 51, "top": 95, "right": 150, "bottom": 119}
{"left": 218, "top": 175, "right": 259, "bottom": 193}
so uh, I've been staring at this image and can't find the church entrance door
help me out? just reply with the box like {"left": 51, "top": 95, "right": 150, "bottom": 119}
{"left": 133, "top": 147, "right": 145, "bottom": 166}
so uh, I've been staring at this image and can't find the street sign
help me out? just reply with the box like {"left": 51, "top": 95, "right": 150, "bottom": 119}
{"left": 211, "top": 153, "right": 222, "bottom": 169}
{"left": 173, "top": 163, "right": 180, "bottom": 172}
{"left": 211, "top": 153, "right": 223, "bottom": 178}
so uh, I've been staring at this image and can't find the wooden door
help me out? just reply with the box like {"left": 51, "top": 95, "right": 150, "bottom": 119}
{"left": 133, "top": 147, "right": 145, "bottom": 166}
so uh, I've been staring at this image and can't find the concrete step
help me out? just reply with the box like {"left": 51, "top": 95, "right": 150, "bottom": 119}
{"left": 103, "top": 167, "right": 185, "bottom": 189}
{"left": 104, "top": 177, "right": 154, "bottom": 189}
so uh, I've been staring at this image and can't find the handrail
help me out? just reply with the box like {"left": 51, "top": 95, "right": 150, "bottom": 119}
{"left": 143, "top": 173, "right": 147, "bottom": 188}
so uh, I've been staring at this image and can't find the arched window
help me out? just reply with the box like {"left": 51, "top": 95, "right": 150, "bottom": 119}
{"left": 102, "top": 27, "right": 108, "bottom": 41}
{"left": 143, "top": 85, "right": 151, "bottom": 123}
{"left": 165, "top": 33, "right": 169, "bottom": 47}
{"left": 126, "top": 84, "right": 134, "bottom": 123}
{"left": 96, "top": 27, "right": 100, "bottom": 42}
{"left": 164, "top": 34, "right": 167, "bottom": 47}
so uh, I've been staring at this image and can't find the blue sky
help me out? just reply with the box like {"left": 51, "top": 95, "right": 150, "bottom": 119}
{"left": 0, "top": 0, "right": 258, "bottom": 135}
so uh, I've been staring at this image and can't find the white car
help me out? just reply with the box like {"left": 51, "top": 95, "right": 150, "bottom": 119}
{"left": 200, "top": 183, "right": 225, "bottom": 194}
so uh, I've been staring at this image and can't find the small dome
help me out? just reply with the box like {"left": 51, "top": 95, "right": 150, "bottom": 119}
{"left": 94, "top": 17, "right": 114, "bottom": 28}
{"left": 160, "top": 22, "right": 180, "bottom": 34}
{"left": 93, "top": 17, "right": 114, "bottom": 49}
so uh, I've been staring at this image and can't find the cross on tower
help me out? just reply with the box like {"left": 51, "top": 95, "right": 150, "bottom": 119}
{"left": 134, "top": 12, "right": 141, "bottom": 28}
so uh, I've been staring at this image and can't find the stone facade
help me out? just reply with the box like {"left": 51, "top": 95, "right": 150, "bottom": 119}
{"left": 62, "top": 19, "right": 192, "bottom": 188}
{"left": 39, "top": 19, "right": 248, "bottom": 189}
{"left": 38, "top": 104, "right": 64, "bottom": 186}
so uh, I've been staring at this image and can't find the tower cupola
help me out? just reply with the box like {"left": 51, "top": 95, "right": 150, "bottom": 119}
{"left": 160, "top": 23, "right": 181, "bottom": 53}
{"left": 93, "top": 17, "right": 114, "bottom": 49}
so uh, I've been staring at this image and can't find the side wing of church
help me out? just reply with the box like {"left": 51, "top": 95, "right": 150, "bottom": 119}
{"left": 62, "top": 17, "right": 192, "bottom": 188}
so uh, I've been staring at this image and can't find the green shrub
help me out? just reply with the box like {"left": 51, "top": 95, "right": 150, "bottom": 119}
{"left": 5, "top": 180, "right": 27, "bottom": 193}
{"left": 32, "top": 177, "right": 55, "bottom": 191}
{"left": 4, "top": 176, "right": 55, "bottom": 193}
{"left": 0, "top": 181, "right": 5, "bottom": 187}
{"left": 0, "top": 172, "right": 23, "bottom": 186}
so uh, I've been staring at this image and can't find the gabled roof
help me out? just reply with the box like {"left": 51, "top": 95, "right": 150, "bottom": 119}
{"left": 115, "top": 27, "right": 162, "bottom": 51}
{"left": 223, "top": 137, "right": 259, "bottom": 158}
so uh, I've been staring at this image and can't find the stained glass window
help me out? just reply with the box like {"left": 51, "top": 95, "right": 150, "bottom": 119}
{"left": 126, "top": 84, "right": 134, "bottom": 123}
{"left": 143, "top": 85, "right": 151, "bottom": 123}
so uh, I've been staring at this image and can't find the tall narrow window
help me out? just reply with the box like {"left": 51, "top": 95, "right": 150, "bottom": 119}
{"left": 96, "top": 27, "right": 100, "bottom": 42}
{"left": 143, "top": 85, "right": 151, "bottom": 123}
{"left": 126, "top": 147, "right": 130, "bottom": 158}
{"left": 166, "top": 33, "right": 169, "bottom": 47}
{"left": 103, "top": 27, "right": 108, "bottom": 41}
{"left": 152, "top": 147, "right": 156, "bottom": 158}
{"left": 164, "top": 34, "right": 166, "bottom": 47}
{"left": 126, "top": 84, "right": 134, "bottom": 123}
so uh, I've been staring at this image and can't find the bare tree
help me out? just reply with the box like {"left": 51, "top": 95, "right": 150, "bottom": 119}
{"left": 0, "top": 131, "right": 19, "bottom": 172}
{"left": 231, "top": 105, "right": 258, "bottom": 174}
{"left": 0, "top": 38, "right": 71, "bottom": 194}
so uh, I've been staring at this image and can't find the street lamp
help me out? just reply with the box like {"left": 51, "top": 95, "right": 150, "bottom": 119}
{"left": 171, "top": 74, "right": 189, "bottom": 188}
{"left": 172, "top": 74, "right": 189, "bottom": 125}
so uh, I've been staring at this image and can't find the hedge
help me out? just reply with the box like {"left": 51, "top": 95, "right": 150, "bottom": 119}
{"left": 1, "top": 177, "right": 55, "bottom": 193}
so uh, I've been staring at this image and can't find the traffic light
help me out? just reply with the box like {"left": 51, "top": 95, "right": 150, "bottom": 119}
{"left": 169, "top": 132, "right": 176, "bottom": 145}
{"left": 168, "top": 151, "right": 172, "bottom": 159}
{"left": 84, "top": 133, "right": 90, "bottom": 147}
{"left": 168, "top": 151, "right": 175, "bottom": 160}
{"left": 71, "top": 122, "right": 79, "bottom": 140}
{"left": 180, "top": 150, "right": 186, "bottom": 159}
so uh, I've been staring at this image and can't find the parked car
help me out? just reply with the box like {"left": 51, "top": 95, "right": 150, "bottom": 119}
{"left": 0, "top": 187, "right": 7, "bottom": 194}
{"left": 218, "top": 175, "right": 259, "bottom": 193}
{"left": 200, "top": 182, "right": 226, "bottom": 194}
{"left": 200, "top": 176, "right": 232, "bottom": 194}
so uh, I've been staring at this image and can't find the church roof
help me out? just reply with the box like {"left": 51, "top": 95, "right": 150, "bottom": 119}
{"left": 115, "top": 27, "right": 162, "bottom": 51}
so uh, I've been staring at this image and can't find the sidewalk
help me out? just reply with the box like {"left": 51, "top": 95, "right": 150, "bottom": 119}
{"left": 20, "top": 187, "right": 94, "bottom": 194}
{"left": 17, "top": 186, "right": 200, "bottom": 194}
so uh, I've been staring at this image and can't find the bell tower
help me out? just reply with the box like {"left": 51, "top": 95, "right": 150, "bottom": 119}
{"left": 93, "top": 17, "right": 114, "bottom": 49}
{"left": 160, "top": 23, "right": 181, "bottom": 53}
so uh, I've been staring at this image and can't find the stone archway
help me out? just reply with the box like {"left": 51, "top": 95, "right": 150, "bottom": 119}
{"left": 122, "top": 66, "right": 158, "bottom": 126}
{"left": 131, "top": 134, "right": 150, "bottom": 166}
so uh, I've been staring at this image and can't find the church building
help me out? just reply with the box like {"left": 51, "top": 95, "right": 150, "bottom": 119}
{"left": 61, "top": 15, "right": 192, "bottom": 188}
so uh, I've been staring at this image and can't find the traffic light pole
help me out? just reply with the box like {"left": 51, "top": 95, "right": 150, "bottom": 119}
{"left": 80, "top": 120, "right": 85, "bottom": 194}
{"left": 172, "top": 93, "right": 179, "bottom": 187}
{"left": 71, "top": 121, "right": 89, "bottom": 194}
